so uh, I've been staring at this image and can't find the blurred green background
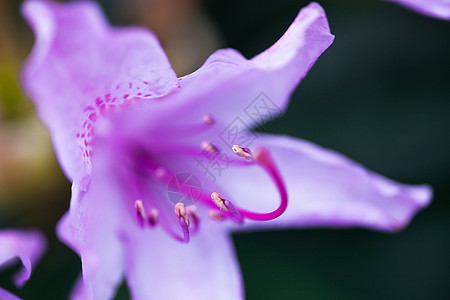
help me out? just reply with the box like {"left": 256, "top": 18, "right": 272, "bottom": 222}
{"left": 0, "top": 0, "right": 449, "bottom": 299}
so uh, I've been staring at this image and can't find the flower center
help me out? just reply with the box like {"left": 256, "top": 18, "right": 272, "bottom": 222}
{"left": 128, "top": 124, "right": 288, "bottom": 243}
{"left": 78, "top": 91, "right": 288, "bottom": 243}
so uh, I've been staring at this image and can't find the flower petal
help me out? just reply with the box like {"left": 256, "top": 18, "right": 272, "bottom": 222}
{"left": 0, "top": 288, "right": 22, "bottom": 300}
{"left": 125, "top": 221, "right": 243, "bottom": 300}
{"left": 56, "top": 183, "right": 125, "bottom": 300}
{"left": 0, "top": 229, "right": 46, "bottom": 287}
{"left": 170, "top": 2, "right": 334, "bottom": 129}
{"left": 385, "top": 0, "right": 450, "bottom": 20}
{"left": 21, "top": 0, "right": 178, "bottom": 183}
{"left": 68, "top": 275, "right": 90, "bottom": 300}
{"left": 218, "top": 134, "right": 432, "bottom": 232}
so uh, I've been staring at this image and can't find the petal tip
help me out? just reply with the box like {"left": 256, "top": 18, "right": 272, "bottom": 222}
{"left": 410, "top": 184, "right": 433, "bottom": 207}
{"left": 387, "top": 184, "right": 433, "bottom": 232}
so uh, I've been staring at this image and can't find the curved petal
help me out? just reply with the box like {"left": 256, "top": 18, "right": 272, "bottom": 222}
{"left": 385, "top": 0, "right": 450, "bottom": 20}
{"left": 0, "top": 229, "right": 46, "bottom": 287}
{"left": 217, "top": 134, "right": 432, "bottom": 232}
{"left": 0, "top": 288, "right": 21, "bottom": 300}
{"left": 21, "top": 0, "right": 178, "bottom": 183}
{"left": 166, "top": 2, "right": 334, "bottom": 130}
{"left": 56, "top": 182, "right": 125, "bottom": 300}
{"left": 125, "top": 221, "right": 243, "bottom": 300}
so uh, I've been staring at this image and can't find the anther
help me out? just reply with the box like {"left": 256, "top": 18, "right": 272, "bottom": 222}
{"left": 174, "top": 203, "right": 190, "bottom": 226}
{"left": 154, "top": 167, "right": 167, "bottom": 180}
{"left": 134, "top": 200, "right": 147, "bottom": 227}
{"left": 201, "top": 141, "right": 219, "bottom": 156}
{"left": 223, "top": 199, "right": 244, "bottom": 224}
{"left": 148, "top": 208, "right": 159, "bottom": 227}
{"left": 186, "top": 206, "right": 199, "bottom": 224}
{"left": 202, "top": 114, "right": 215, "bottom": 125}
{"left": 208, "top": 210, "right": 225, "bottom": 222}
{"left": 232, "top": 144, "right": 253, "bottom": 160}
{"left": 174, "top": 203, "right": 190, "bottom": 243}
{"left": 186, "top": 206, "right": 200, "bottom": 232}
{"left": 211, "top": 192, "right": 229, "bottom": 212}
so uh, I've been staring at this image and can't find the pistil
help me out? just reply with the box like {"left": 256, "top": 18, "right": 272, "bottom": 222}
{"left": 234, "top": 147, "right": 288, "bottom": 221}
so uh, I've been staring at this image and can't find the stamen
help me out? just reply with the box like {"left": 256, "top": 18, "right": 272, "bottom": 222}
{"left": 211, "top": 192, "right": 243, "bottom": 223}
{"left": 140, "top": 141, "right": 287, "bottom": 231}
{"left": 232, "top": 144, "right": 253, "bottom": 160}
{"left": 201, "top": 141, "right": 220, "bottom": 156}
{"left": 211, "top": 192, "right": 229, "bottom": 212}
{"left": 131, "top": 167, "right": 191, "bottom": 243}
{"left": 174, "top": 202, "right": 190, "bottom": 226}
{"left": 154, "top": 167, "right": 167, "bottom": 180}
{"left": 174, "top": 203, "right": 191, "bottom": 243}
{"left": 186, "top": 206, "right": 200, "bottom": 232}
{"left": 134, "top": 200, "right": 147, "bottom": 227}
{"left": 223, "top": 199, "right": 244, "bottom": 224}
{"left": 202, "top": 114, "right": 215, "bottom": 125}
{"left": 208, "top": 210, "right": 225, "bottom": 221}
{"left": 177, "top": 217, "right": 190, "bottom": 243}
{"left": 148, "top": 208, "right": 159, "bottom": 227}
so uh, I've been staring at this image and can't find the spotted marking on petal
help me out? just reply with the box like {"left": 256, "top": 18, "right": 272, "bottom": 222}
{"left": 75, "top": 80, "right": 170, "bottom": 168}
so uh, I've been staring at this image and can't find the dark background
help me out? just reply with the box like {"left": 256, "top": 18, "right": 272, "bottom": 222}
{"left": 0, "top": 0, "right": 449, "bottom": 299}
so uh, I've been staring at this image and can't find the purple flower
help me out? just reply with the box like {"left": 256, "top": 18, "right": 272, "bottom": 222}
{"left": 21, "top": 1, "right": 432, "bottom": 299}
{"left": 0, "top": 229, "right": 46, "bottom": 300}
{"left": 386, "top": 0, "right": 450, "bottom": 20}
